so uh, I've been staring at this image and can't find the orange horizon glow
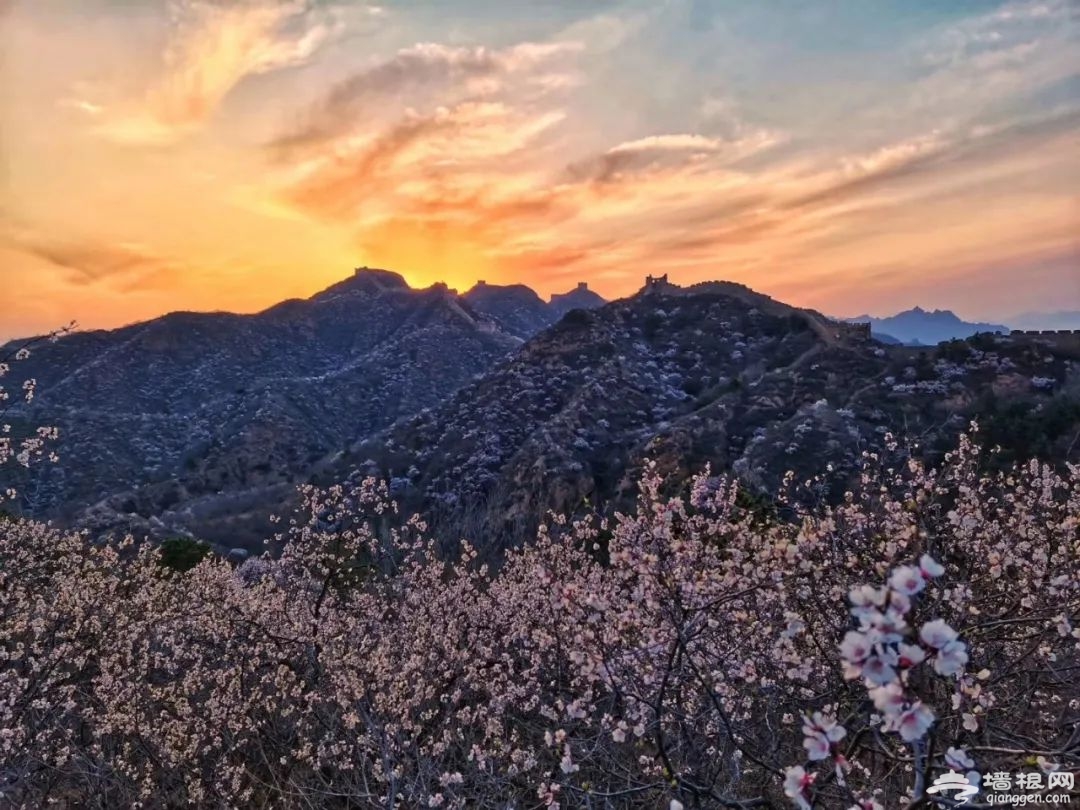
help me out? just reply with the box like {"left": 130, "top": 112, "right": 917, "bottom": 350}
{"left": 1, "top": 0, "right": 1077, "bottom": 339}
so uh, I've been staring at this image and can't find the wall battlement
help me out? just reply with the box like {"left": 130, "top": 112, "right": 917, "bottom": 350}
{"left": 831, "top": 320, "right": 872, "bottom": 342}
{"left": 1010, "top": 329, "right": 1080, "bottom": 336}
{"left": 1008, "top": 329, "right": 1080, "bottom": 354}
{"left": 638, "top": 275, "right": 871, "bottom": 346}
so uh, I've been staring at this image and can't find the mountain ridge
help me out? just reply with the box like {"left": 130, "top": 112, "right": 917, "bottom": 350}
{"left": 461, "top": 278, "right": 608, "bottom": 339}
{"left": 339, "top": 280, "right": 1078, "bottom": 554}
{"left": 5, "top": 270, "right": 1077, "bottom": 554}
{"left": 6, "top": 271, "right": 545, "bottom": 535}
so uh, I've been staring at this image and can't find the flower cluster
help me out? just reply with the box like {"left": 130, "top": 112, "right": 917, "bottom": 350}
{"left": 841, "top": 554, "right": 964, "bottom": 744}
{"left": 786, "top": 543, "right": 997, "bottom": 807}
{"left": 0, "top": 325, "right": 70, "bottom": 504}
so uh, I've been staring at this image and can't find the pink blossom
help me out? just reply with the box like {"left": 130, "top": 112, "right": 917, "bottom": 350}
{"left": 945, "top": 747, "right": 975, "bottom": 770}
{"left": 874, "top": 608, "right": 909, "bottom": 640}
{"left": 888, "top": 565, "right": 926, "bottom": 597}
{"left": 920, "top": 619, "right": 959, "bottom": 649}
{"left": 861, "top": 648, "right": 900, "bottom": 687}
{"left": 934, "top": 639, "right": 969, "bottom": 677}
{"left": 802, "top": 713, "right": 845, "bottom": 760}
{"left": 0, "top": 428, "right": 1075, "bottom": 807}
{"left": 868, "top": 683, "right": 905, "bottom": 717}
{"left": 783, "top": 766, "right": 814, "bottom": 810}
{"left": 897, "top": 643, "right": 926, "bottom": 668}
{"left": 895, "top": 702, "right": 935, "bottom": 742}
{"left": 919, "top": 554, "right": 945, "bottom": 579}
{"left": 803, "top": 733, "right": 830, "bottom": 760}
{"left": 840, "top": 630, "right": 873, "bottom": 664}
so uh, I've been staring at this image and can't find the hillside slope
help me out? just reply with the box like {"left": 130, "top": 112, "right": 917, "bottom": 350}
{"left": 348, "top": 283, "right": 1079, "bottom": 554}
{"left": 7, "top": 272, "right": 1076, "bottom": 554}
{"left": 6, "top": 269, "right": 519, "bottom": 543}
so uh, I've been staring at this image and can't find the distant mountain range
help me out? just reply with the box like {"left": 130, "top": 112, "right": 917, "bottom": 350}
{"left": 461, "top": 279, "right": 604, "bottom": 339}
{"left": 845, "top": 306, "right": 1080, "bottom": 347}
{"left": 6, "top": 270, "right": 1077, "bottom": 554}
{"left": 844, "top": 307, "right": 1010, "bottom": 345}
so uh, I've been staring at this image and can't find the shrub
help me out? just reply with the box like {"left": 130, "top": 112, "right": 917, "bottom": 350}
{"left": 158, "top": 537, "right": 214, "bottom": 572}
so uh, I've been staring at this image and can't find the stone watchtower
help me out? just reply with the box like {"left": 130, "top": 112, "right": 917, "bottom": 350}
{"left": 643, "top": 274, "right": 675, "bottom": 296}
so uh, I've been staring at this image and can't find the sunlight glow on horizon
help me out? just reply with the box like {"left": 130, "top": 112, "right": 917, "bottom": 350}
{"left": 1, "top": 0, "right": 1077, "bottom": 337}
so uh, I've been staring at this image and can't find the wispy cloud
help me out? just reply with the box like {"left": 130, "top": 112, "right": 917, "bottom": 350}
{"left": 607, "top": 134, "right": 729, "bottom": 154}
{"left": 565, "top": 129, "right": 782, "bottom": 185}
{"left": 91, "top": 0, "right": 346, "bottom": 145}
{"left": 898, "top": 0, "right": 1077, "bottom": 120}
{"left": 1, "top": 219, "right": 183, "bottom": 291}
{"left": 787, "top": 105, "right": 1080, "bottom": 214}
{"left": 259, "top": 9, "right": 1076, "bottom": 301}
{"left": 269, "top": 40, "right": 581, "bottom": 155}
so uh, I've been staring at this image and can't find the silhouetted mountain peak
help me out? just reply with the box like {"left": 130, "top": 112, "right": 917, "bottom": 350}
{"left": 464, "top": 281, "right": 545, "bottom": 305}
{"left": 845, "top": 306, "right": 1008, "bottom": 345}
{"left": 312, "top": 267, "right": 410, "bottom": 302}
{"left": 549, "top": 282, "right": 607, "bottom": 316}
{"left": 462, "top": 279, "right": 606, "bottom": 339}
{"left": 341, "top": 281, "right": 1074, "bottom": 555}
{"left": 8, "top": 267, "right": 521, "bottom": 543}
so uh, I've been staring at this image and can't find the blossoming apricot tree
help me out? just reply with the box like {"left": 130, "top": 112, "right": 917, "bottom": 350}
{"left": 0, "top": 431, "right": 1076, "bottom": 808}
{"left": 0, "top": 325, "right": 70, "bottom": 504}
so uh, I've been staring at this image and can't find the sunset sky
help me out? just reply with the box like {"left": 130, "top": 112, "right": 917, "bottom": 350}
{"left": 1, "top": 0, "right": 1077, "bottom": 337}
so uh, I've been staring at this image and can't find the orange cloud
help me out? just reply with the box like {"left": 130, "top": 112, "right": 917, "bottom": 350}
{"left": 565, "top": 130, "right": 781, "bottom": 185}
{"left": 0, "top": 219, "right": 183, "bottom": 291}
{"left": 279, "top": 101, "right": 567, "bottom": 222}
